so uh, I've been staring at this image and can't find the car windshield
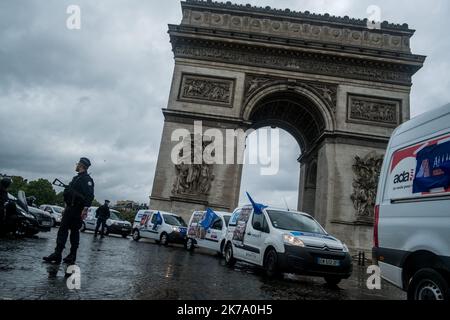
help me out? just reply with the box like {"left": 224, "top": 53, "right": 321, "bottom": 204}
{"left": 266, "top": 210, "right": 326, "bottom": 234}
{"left": 163, "top": 214, "right": 187, "bottom": 227}
{"left": 52, "top": 206, "right": 64, "bottom": 214}
{"left": 223, "top": 215, "right": 231, "bottom": 227}
{"left": 109, "top": 211, "right": 120, "bottom": 220}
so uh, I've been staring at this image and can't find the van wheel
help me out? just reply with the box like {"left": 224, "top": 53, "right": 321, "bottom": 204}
{"left": 80, "top": 222, "right": 86, "bottom": 232}
{"left": 52, "top": 219, "right": 56, "bottom": 228}
{"left": 160, "top": 233, "right": 169, "bottom": 246}
{"left": 121, "top": 233, "right": 128, "bottom": 238}
{"left": 224, "top": 243, "right": 236, "bottom": 267}
{"left": 132, "top": 230, "right": 140, "bottom": 241}
{"left": 325, "top": 277, "right": 342, "bottom": 286}
{"left": 185, "top": 238, "right": 195, "bottom": 252}
{"left": 264, "top": 249, "right": 280, "bottom": 278}
{"left": 407, "top": 268, "right": 449, "bottom": 301}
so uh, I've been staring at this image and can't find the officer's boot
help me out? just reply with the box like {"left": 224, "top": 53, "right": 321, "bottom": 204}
{"left": 43, "top": 252, "right": 62, "bottom": 264}
{"left": 63, "top": 249, "right": 77, "bottom": 265}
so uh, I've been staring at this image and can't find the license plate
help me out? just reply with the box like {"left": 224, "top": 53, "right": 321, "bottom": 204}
{"left": 42, "top": 221, "right": 52, "bottom": 226}
{"left": 317, "top": 258, "right": 340, "bottom": 267}
{"left": 122, "top": 228, "right": 128, "bottom": 231}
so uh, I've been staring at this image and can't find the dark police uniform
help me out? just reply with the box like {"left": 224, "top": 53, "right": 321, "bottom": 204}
{"left": 55, "top": 171, "right": 94, "bottom": 256}
{"left": 95, "top": 204, "right": 110, "bottom": 237}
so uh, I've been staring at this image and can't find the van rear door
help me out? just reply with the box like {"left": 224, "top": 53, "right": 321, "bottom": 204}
{"left": 378, "top": 132, "right": 450, "bottom": 267}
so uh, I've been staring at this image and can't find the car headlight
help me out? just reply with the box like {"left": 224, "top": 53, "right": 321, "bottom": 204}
{"left": 342, "top": 244, "right": 349, "bottom": 253}
{"left": 172, "top": 226, "right": 180, "bottom": 232}
{"left": 283, "top": 234, "right": 305, "bottom": 247}
{"left": 23, "top": 212, "right": 35, "bottom": 219}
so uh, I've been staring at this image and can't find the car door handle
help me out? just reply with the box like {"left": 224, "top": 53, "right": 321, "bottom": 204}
{"left": 247, "top": 232, "right": 252, "bottom": 235}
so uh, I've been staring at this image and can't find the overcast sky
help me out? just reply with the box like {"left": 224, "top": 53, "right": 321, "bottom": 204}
{"left": 0, "top": 0, "right": 449, "bottom": 208}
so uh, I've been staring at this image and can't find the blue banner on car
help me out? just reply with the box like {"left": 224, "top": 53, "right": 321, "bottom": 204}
{"left": 413, "top": 141, "right": 450, "bottom": 193}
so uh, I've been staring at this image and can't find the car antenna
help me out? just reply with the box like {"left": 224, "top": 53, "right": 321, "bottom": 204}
{"left": 283, "top": 197, "right": 290, "bottom": 211}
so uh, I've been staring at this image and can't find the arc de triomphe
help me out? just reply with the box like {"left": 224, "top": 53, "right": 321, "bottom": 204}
{"left": 150, "top": 0, "right": 425, "bottom": 252}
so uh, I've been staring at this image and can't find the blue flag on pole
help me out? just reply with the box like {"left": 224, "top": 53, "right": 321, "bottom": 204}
{"left": 246, "top": 192, "right": 268, "bottom": 215}
{"left": 200, "top": 208, "right": 219, "bottom": 230}
{"left": 155, "top": 211, "right": 163, "bottom": 225}
{"left": 152, "top": 211, "right": 163, "bottom": 231}
{"left": 413, "top": 141, "right": 450, "bottom": 193}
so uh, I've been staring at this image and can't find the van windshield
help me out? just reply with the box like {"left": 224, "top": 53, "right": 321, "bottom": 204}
{"left": 109, "top": 211, "right": 120, "bottom": 221}
{"left": 163, "top": 214, "right": 187, "bottom": 227}
{"left": 266, "top": 210, "right": 326, "bottom": 234}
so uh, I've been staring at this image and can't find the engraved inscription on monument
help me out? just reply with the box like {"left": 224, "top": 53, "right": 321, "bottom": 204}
{"left": 347, "top": 94, "right": 401, "bottom": 127}
{"left": 178, "top": 74, "right": 235, "bottom": 107}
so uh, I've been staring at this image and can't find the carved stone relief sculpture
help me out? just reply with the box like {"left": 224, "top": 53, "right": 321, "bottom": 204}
{"left": 179, "top": 74, "right": 235, "bottom": 107}
{"left": 347, "top": 94, "right": 401, "bottom": 127}
{"left": 172, "top": 134, "right": 215, "bottom": 197}
{"left": 350, "top": 151, "right": 384, "bottom": 223}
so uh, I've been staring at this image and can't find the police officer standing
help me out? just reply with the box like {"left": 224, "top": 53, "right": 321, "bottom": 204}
{"left": 43, "top": 158, "right": 94, "bottom": 264}
{"left": 94, "top": 200, "right": 110, "bottom": 238}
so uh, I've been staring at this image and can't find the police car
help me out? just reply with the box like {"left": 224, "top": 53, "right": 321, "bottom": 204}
{"left": 185, "top": 209, "right": 232, "bottom": 255}
{"left": 224, "top": 202, "right": 352, "bottom": 285}
{"left": 81, "top": 207, "right": 132, "bottom": 238}
{"left": 132, "top": 210, "right": 187, "bottom": 246}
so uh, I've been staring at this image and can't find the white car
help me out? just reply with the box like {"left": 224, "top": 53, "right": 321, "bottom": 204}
{"left": 224, "top": 205, "right": 352, "bottom": 285}
{"left": 39, "top": 205, "right": 64, "bottom": 226}
{"left": 132, "top": 210, "right": 187, "bottom": 246}
{"left": 373, "top": 103, "right": 450, "bottom": 300}
{"left": 81, "top": 207, "right": 132, "bottom": 238}
{"left": 185, "top": 210, "right": 232, "bottom": 255}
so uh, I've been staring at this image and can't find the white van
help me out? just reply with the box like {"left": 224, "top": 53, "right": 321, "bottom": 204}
{"left": 223, "top": 205, "right": 352, "bottom": 285}
{"left": 185, "top": 210, "right": 232, "bottom": 255}
{"left": 373, "top": 103, "right": 450, "bottom": 300}
{"left": 132, "top": 210, "right": 187, "bottom": 246}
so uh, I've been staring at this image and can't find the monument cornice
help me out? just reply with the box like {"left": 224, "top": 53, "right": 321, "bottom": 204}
{"left": 168, "top": 24, "right": 425, "bottom": 66}
{"left": 169, "top": 30, "right": 424, "bottom": 86}
{"left": 181, "top": 0, "right": 414, "bottom": 34}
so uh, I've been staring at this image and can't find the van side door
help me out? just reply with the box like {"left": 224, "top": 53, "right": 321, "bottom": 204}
{"left": 243, "top": 211, "right": 270, "bottom": 266}
{"left": 203, "top": 218, "right": 223, "bottom": 252}
{"left": 230, "top": 207, "right": 252, "bottom": 261}
{"left": 145, "top": 213, "right": 160, "bottom": 240}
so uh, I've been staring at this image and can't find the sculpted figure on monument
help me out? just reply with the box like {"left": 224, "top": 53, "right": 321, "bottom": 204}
{"left": 350, "top": 152, "right": 384, "bottom": 222}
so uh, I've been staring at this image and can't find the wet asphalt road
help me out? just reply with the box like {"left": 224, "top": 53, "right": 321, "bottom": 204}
{"left": 0, "top": 228, "right": 406, "bottom": 300}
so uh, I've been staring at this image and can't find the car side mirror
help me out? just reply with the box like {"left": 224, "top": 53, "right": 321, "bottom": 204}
{"left": 253, "top": 221, "right": 262, "bottom": 231}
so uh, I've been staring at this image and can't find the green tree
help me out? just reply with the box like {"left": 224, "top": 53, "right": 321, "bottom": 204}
{"left": 55, "top": 192, "right": 65, "bottom": 207}
{"left": 8, "top": 176, "right": 28, "bottom": 197}
{"left": 92, "top": 199, "right": 102, "bottom": 207}
{"left": 25, "top": 179, "right": 57, "bottom": 206}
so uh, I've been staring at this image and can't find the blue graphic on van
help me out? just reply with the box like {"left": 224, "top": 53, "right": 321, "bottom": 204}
{"left": 290, "top": 231, "right": 335, "bottom": 240}
{"left": 413, "top": 141, "right": 450, "bottom": 193}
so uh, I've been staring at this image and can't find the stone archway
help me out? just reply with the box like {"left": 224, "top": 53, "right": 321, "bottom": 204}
{"left": 149, "top": 0, "right": 425, "bottom": 253}
{"left": 242, "top": 84, "right": 333, "bottom": 220}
